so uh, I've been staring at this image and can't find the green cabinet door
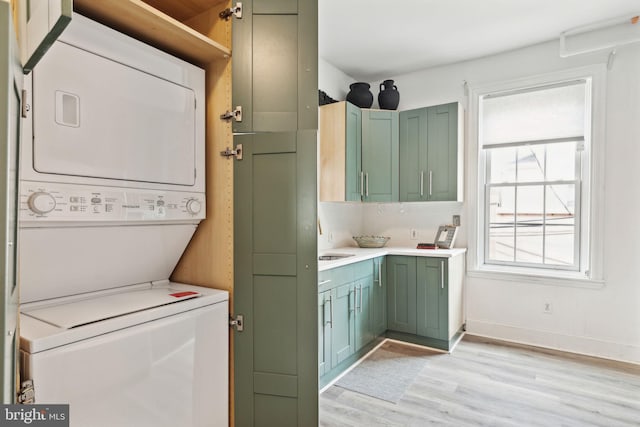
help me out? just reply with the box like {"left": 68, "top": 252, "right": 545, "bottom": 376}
{"left": 345, "top": 102, "right": 363, "bottom": 201}
{"left": 416, "top": 257, "right": 449, "bottom": 340}
{"left": 399, "top": 107, "right": 428, "bottom": 202}
{"left": 426, "top": 103, "right": 458, "bottom": 201}
{"left": 399, "top": 103, "right": 460, "bottom": 202}
{"left": 318, "top": 290, "right": 332, "bottom": 378}
{"left": 331, "top": 282, "right": 355, "bottom": 367}
{"left": 233, "top": 0, "right": 318, "bottom": 425}
{"left": 386, "top": 256, "right": 417, "bottom": 334}
{"left": 361, "top": 110, "right": 399, "bottom": 202}
{"left": 354, "top": 275, "right": 374, "bottom": 351}
{"left": 372, "top": 257, "right": 387, "bottom": 336}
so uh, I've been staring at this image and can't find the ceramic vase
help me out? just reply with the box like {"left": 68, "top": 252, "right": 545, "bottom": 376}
{"left": 378, "top": 79, "right": 400, "bottom": 110}
{"left": 346, "top": 82, "right": 374, "bottom": 108}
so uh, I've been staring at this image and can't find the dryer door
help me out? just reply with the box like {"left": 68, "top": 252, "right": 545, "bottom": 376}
{"left": 32, "top": 41, "right": 196, "bottom": 187}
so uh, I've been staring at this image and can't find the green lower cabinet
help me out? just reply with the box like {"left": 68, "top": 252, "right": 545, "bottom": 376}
{"left": 386, "top": 256, "right": 417, "bottom": 334}
{"left": 318, "top": 290, "right": 332, "bottom": 377}
{"left": 416, "top": 257, "right": 448, "bottom": 340}
{"left": 372, "top": 257, "right": 387, "bottom": 336}
{"left": 331, "top": 282, "right": 355, "bottom": 367}
{"left": 354, "top": 275, "right": 374, "bottom": 351}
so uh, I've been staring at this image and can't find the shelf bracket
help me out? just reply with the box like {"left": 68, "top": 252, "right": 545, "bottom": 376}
{"left": 220, "top": 3, "right": 243, "bottom": 20}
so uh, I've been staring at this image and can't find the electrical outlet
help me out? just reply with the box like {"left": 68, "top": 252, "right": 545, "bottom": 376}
{"left": 328, "top": 231, "right": 334, "bottom": 243}
{"left": 453, "top": 215, "right": 461, "bottom": 226}
{"left": 410, "top": 229, "right": 418, "bottom": 240}
{"left": 543, "top": 302, "right": 553, "bottom": 314}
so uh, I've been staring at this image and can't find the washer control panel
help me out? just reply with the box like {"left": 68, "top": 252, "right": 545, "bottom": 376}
{"left": 20, "top": 183, "right": 205, "bottom": 222}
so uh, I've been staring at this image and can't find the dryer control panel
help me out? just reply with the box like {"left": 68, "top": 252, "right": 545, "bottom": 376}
{"left": 19, "top": 182, "right": 205, "bottom": 222}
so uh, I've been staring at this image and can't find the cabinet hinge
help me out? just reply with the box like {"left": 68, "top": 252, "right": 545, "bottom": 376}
{"left": 17, "top": 379, "right": 35, "bottom": 404}
{"left": 220, "top": 144, "right": 243, "bottom": 160}
{"left": 219, "top": 3, "right": 243, "bottom": 20}
{"left": 220, "top": 106, "right": 242, "bottom": 122}
{"left": 229, "top": 314, "right": 244, "bottom": 332}
{"left": 21, "top": 90, "right": 30, "bottom": 118}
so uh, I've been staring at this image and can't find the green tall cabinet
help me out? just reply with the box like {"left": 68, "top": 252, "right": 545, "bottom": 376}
{"left": 399, "top": 102, "right": 462, "bottom": 201}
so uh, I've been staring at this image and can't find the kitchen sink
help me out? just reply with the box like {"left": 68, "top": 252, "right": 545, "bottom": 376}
{"left": 318, "top": 253, "right": 354, "bottom": 261}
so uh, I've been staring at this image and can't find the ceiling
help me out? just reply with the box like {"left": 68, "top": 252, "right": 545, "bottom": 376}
{"left": 319, "top": 0, "right": 640, "bottom": 81}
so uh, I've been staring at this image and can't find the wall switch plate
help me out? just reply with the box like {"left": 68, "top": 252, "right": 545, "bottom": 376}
{"left": 410, "top": 229, "right": 418, "bottom": 240}
{"left": 328, "top": 231, "right": 334, "bottom": 243}
{"left": 453, "top": 215, "right": 461, "bottom": 226}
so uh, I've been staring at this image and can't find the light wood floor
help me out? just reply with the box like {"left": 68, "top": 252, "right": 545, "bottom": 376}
{"left": 319, "top": 335, "right": 640, "bottom": 426}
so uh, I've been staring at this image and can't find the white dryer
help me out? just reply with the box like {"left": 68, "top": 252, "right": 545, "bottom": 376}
{"left": 18, "top": 14, "right": 227, "bottom": 427}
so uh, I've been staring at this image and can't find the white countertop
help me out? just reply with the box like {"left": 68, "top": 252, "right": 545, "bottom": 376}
{"left": 318, "top": 246, "right": 467, "bottom": 271}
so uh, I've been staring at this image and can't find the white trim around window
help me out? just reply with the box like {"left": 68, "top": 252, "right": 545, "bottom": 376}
{"left": 466, "top": 64, "right": 606, "bottom": 287}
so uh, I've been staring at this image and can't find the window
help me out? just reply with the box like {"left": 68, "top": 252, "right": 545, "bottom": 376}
{"left": 478, "top": 79, "right": 591, "bottom": 273}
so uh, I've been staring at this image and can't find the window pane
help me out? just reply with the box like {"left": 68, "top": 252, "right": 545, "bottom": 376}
{"left": 546, "top": 142, "right": 576, "bottom": 181}
{"left": 545, "top": 185, "right": 576, "bottom": 266}
{"left": 488, "top": 186, "right": 515, "bottom": 262}
{"left": 489, "top": 147, "right": 516, "bottom": 183}
{"left": 515, "top": 186, "right": 544, "bottom": 264}
{"left": 517, "top": 145, "right": 545, "bottom": 183}
{"left": 482, "top": 82, "right": 586, "bottom": 146}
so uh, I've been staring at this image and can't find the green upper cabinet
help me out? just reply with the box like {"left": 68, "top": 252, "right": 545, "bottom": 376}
{"left": 320, "top": 103, "right": 398, "bottom": 202}
{"left": 399, "top": 102, "right": 463, "bottom": 202}
{"left": 361, "top": 110, "right": 399, "bottom": 202}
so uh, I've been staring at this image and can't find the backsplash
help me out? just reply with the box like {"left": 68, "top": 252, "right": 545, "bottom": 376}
{"left": 318, "top": 201, "right": 466, "bottom": 250}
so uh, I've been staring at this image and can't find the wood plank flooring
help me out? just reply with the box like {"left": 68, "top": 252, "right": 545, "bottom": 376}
{"left": 319, "top": 335, "right": 640, "bottom": 426}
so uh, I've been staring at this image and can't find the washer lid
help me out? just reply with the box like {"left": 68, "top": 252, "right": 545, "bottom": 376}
{"left": 22, "top": 287, "right": 201, "bottom": 329}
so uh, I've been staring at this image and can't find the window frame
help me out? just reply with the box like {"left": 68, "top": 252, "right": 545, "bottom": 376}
{"left": 467, "top": 65, "right": 606, "bottom": 286}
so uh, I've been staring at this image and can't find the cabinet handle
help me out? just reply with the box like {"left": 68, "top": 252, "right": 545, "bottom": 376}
{"left": 330, "top": 295, "right": 334, "bottom": 328}
{"left": 359, "top": 284, "right": 363, "bottom": 313}
{"left": 378, "top": 260, "right": 382, "bottom": 287}
{"left": 420, "top": 171, "right": 424, "bottom": 197}
{"left": 360, "top": 171, "right": 364, "bottom": 197}
{"left": 349, "top": 289, "right": 355, "bottom": 313}
{"left": 429, "top": 170, "right": 433, "bottom": 196}
{"left": 365, "top": 173, "right": 369, "bottom": 197}
{"left": 441, "top": 260, "right": 445, "bottom": 290}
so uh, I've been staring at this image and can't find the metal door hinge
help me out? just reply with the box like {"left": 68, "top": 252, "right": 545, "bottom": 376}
{"left": 220, "top": 106, "right": 242, "bottom": 122}
{"left": 229, "top": 314, "right": 244, "bottom": 332}
{"left": 219, "top": 3, "right": 243, "bottom": 20}
{"left": 18, "top": 380, "right": 35, "bottom": 404}
{"left": 220, "top": 144, "right": 243, "bottom": 160}
{"left": 21, "top": 90, "right": 30, "bottom": 118}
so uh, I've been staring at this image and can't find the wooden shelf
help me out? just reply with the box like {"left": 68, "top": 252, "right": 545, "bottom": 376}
{"left": 74, "top": 0, "right": 231, "bottom": 66}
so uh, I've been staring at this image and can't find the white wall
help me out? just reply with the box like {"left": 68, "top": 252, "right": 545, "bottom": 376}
{"left": 320, "top": 39, "right": 640, "bottom": 364}
{"left": 319, "top": 58, "right": 355, "bottom": 102}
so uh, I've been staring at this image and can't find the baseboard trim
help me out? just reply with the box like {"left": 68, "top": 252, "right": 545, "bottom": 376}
{"left": 466, "top": 319, "right": 640, "bottom": 366}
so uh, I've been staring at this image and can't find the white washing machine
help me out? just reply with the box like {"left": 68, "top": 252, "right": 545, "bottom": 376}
{"left": 17, "top": 13, "right": 228, "bottom": 427}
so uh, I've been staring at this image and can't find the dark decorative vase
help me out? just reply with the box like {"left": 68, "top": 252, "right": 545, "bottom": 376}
{"left": 346, "top": 82, "right": 374, "bottom": 108}
{"left": 378, "top": 79, "right": 400, "bottom": 110}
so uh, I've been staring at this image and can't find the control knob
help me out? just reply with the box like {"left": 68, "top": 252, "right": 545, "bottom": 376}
{"left": 185, "top": 198, "right": 202, "bottom": 215}
{"left": 27, "top": 192, "right": 57, "bottom": 215}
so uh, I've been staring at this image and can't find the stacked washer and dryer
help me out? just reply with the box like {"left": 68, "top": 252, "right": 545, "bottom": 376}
{"left": 17, "top": 14, "right": 228, "bottom": 427}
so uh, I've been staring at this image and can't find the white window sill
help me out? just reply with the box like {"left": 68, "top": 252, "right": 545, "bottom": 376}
{"left": 467, "top": 265, "right": 605, "bottom": 289}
